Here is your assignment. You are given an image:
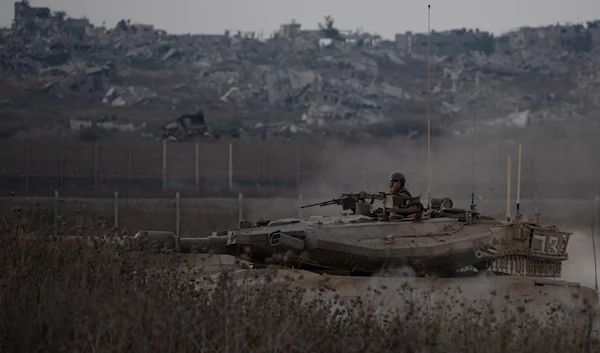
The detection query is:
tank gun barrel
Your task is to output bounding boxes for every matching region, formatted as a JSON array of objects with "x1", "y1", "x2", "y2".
[{"x1": 134, "y1": 231, "x2": 231, "y2": 254}]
